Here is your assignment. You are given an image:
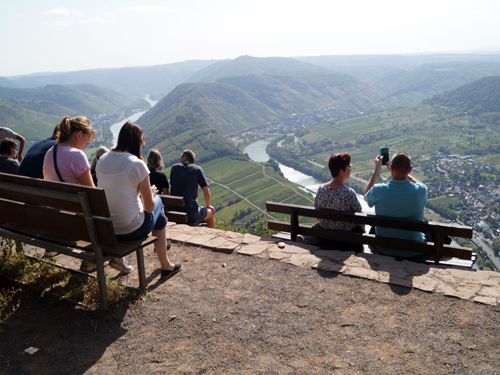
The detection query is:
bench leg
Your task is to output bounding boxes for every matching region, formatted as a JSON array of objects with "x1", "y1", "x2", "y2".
[
  {"x1": 15, "y1": 241, "x2": 23, "y2": 254},
  {"x1": 95, "y1": 259, "x2": 109, "y2": 311},
  {"x1": 136, "y1": 248, "x2": 146, "y2": 292}
]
